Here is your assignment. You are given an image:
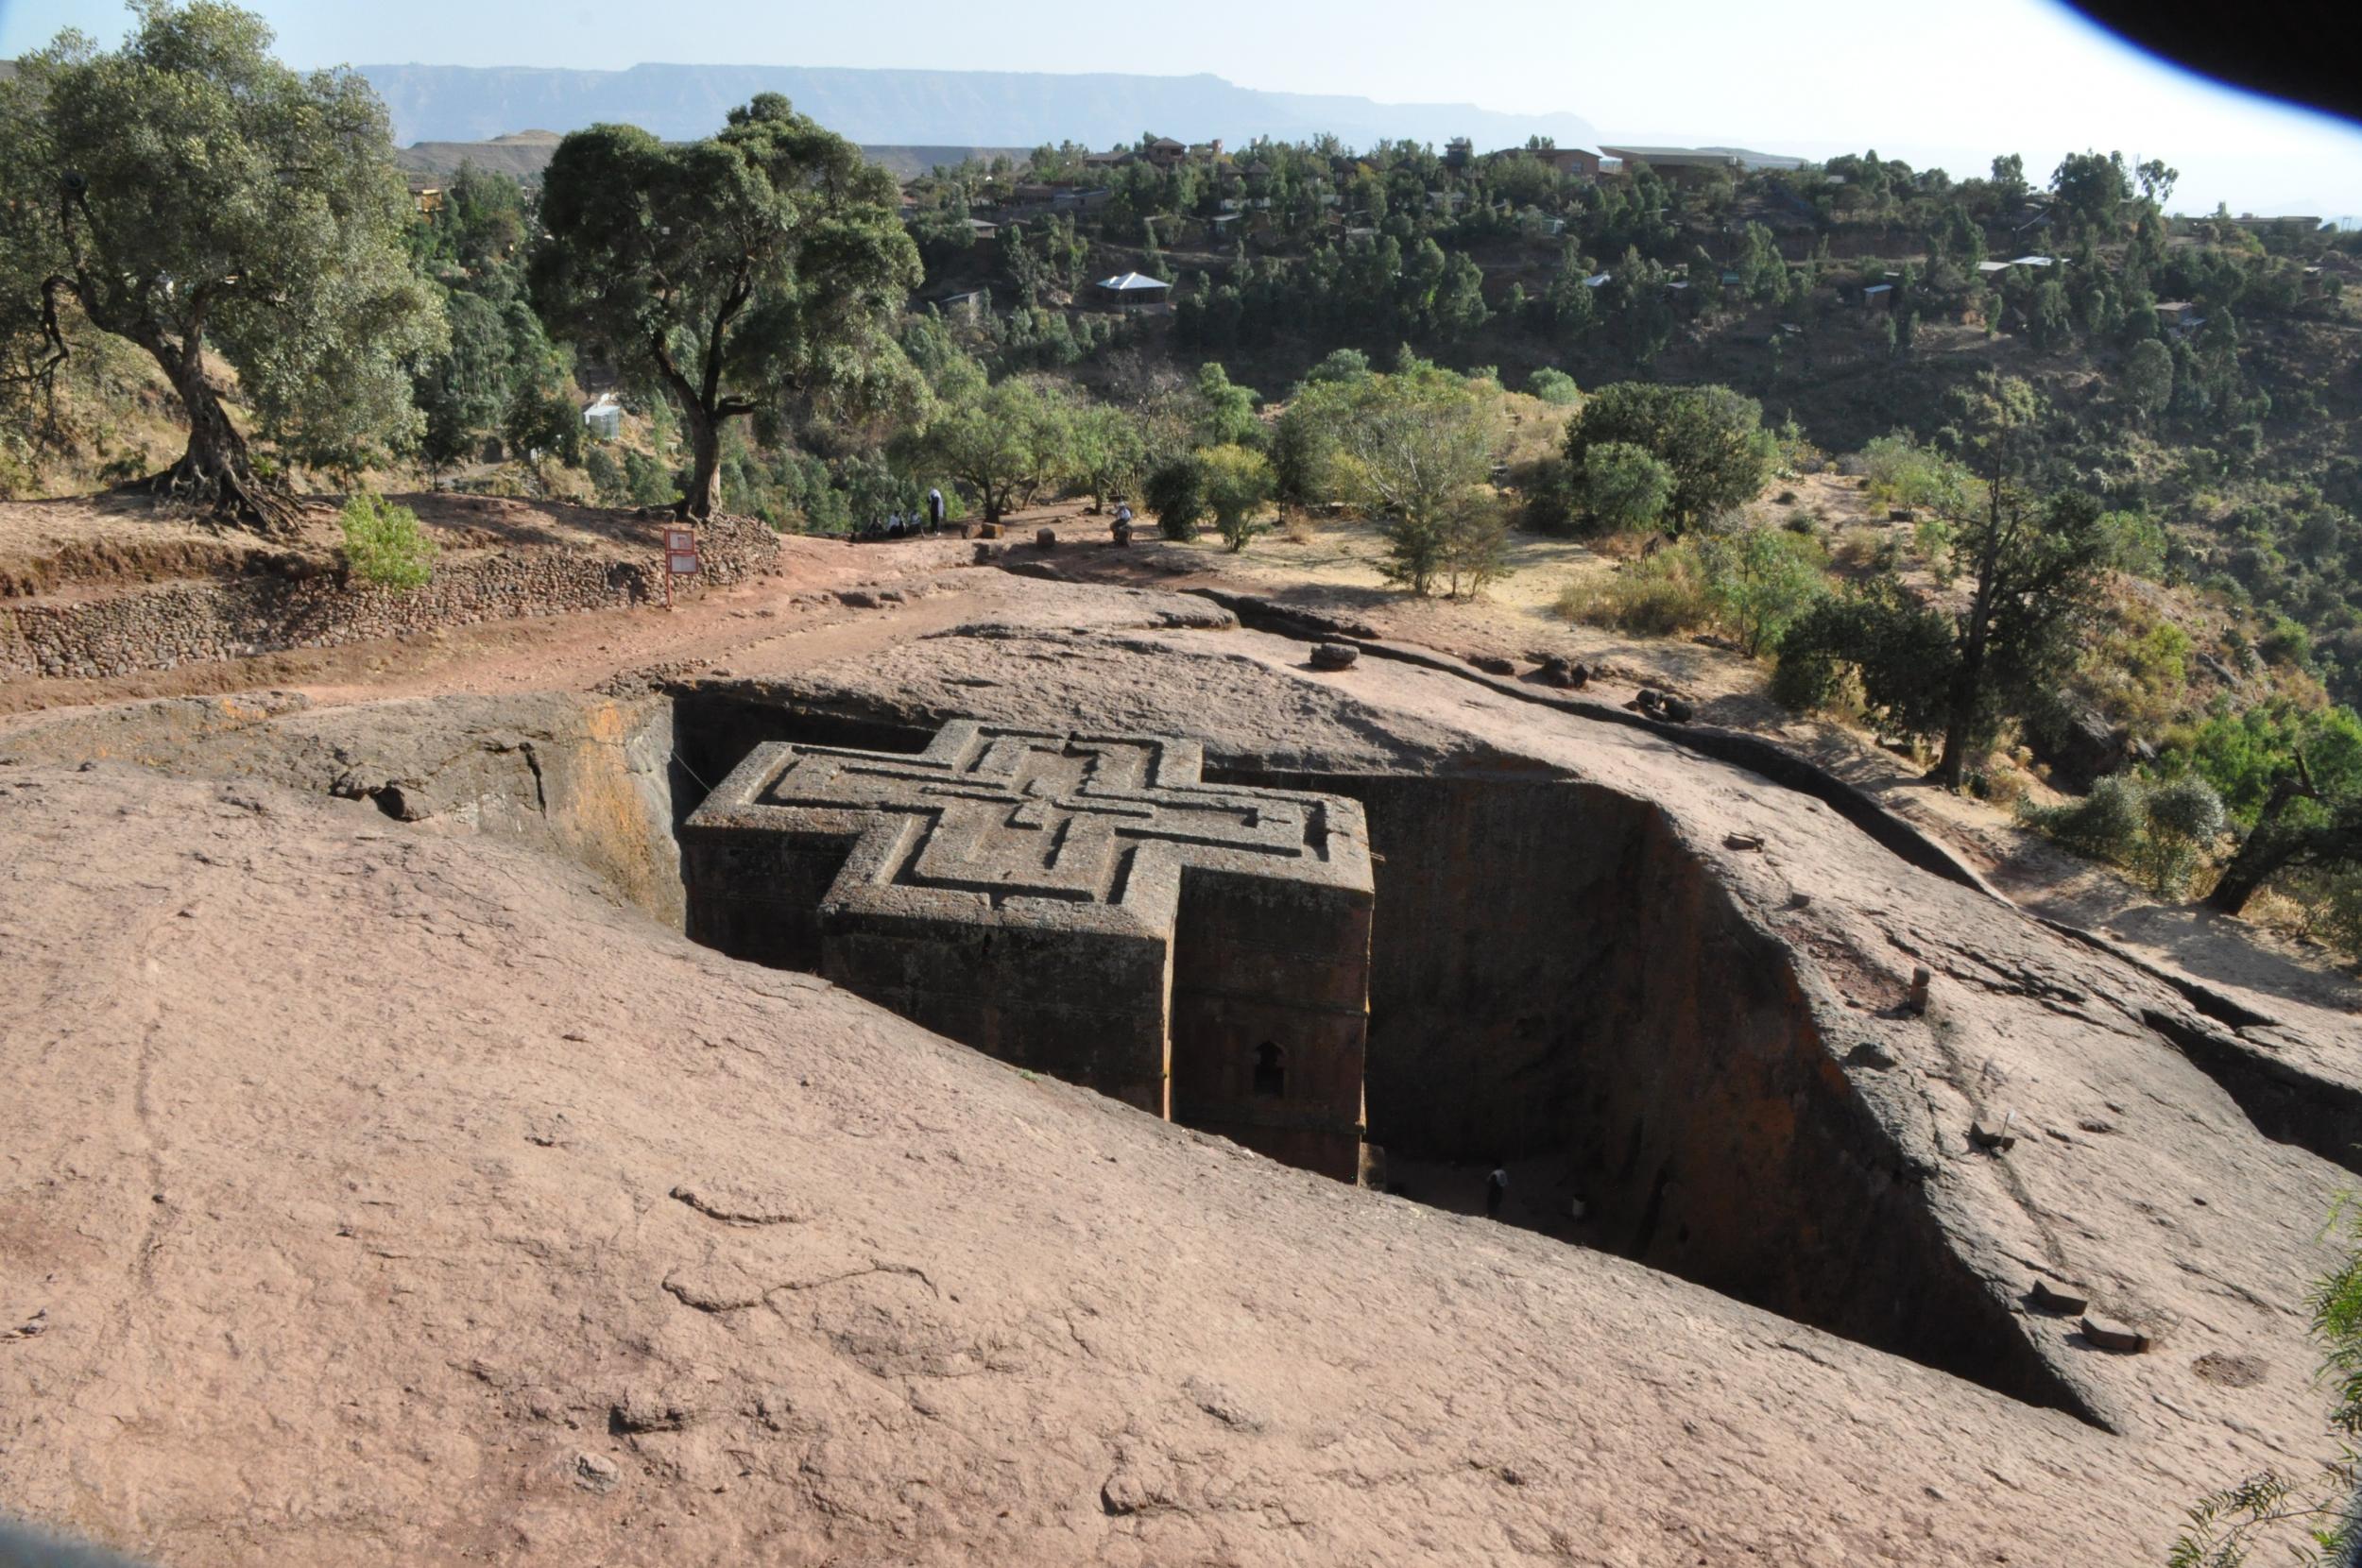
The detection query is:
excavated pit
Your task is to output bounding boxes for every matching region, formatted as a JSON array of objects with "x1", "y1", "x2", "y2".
[{"x1": 661, "y1": 688, "x2": 2087, "y2": 1418}]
